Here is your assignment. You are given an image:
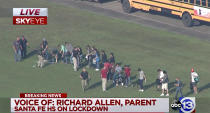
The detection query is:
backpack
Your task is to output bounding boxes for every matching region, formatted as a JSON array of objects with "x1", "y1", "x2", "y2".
[
  {"x1": 192, "y1": 72, "x2": 199, "y2": 83},
  {"x1": 162, "y1": 74, "x2": 169, "y2": 83},
  {"x1": 194, "y1": 76, "x2": 200, "y2": 83}
]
